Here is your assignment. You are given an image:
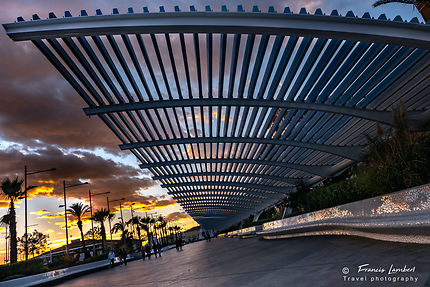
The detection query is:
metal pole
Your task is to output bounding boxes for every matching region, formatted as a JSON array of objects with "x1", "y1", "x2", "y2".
[
  {"x1": 89, "y1": 190, "x2": 95, "y2": 256},
  {"x1": 119, "y1": 202, "x2": 124, "y2": 226},
  {"x1": 107, "y1": 197, "x2": 112, "y2": 249},
  {"x1": 63, "y1": 180, "x2": 69, "y2": 254},
  {"x1": 24, "y1": 165, "x2": 28, "y2": 261},
  {"x1": 130, "y1": 205, "x2": 134, "y2": 239},
  {"x1": 5, "y1": 225, "x2": 8, "y2": 264}
]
